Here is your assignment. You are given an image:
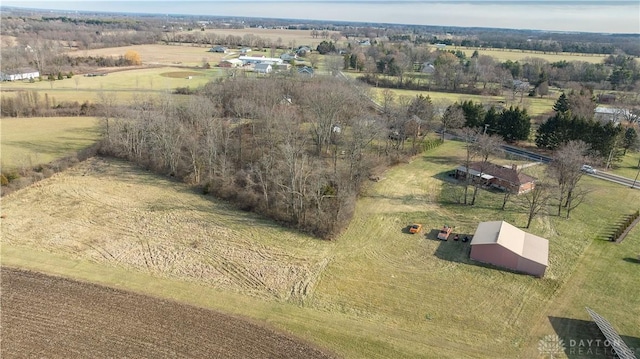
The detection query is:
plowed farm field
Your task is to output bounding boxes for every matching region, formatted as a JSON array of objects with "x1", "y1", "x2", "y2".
[{"x1": 0, "y1": 267, "x2": 333, "y2": 359}]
